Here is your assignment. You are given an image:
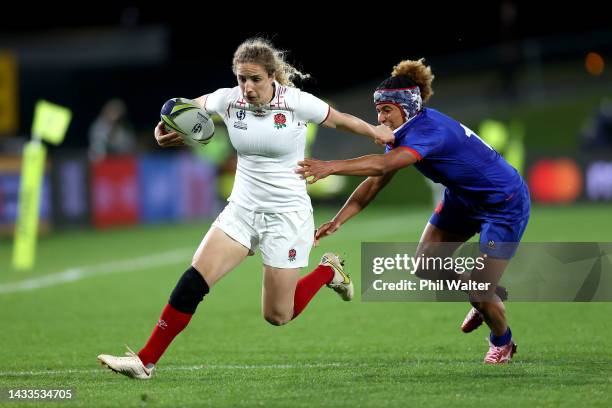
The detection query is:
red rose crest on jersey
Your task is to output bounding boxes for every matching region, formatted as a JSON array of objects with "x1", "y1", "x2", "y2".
[
  {"x1": 288, "y1": 248, "x2": 296, "y2": 262},
  {"x1": 274, "y1": 113, "x2": 287, "y2": 129}
]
